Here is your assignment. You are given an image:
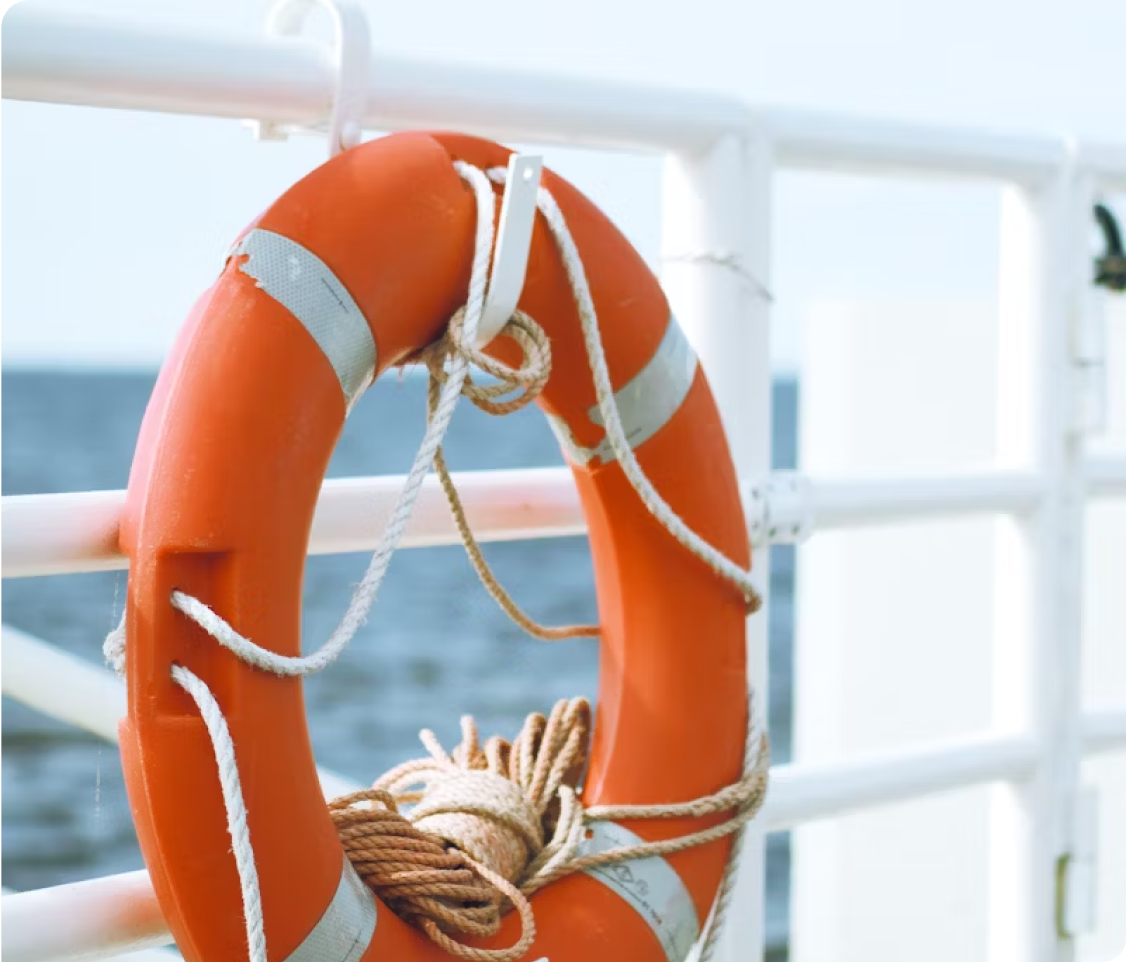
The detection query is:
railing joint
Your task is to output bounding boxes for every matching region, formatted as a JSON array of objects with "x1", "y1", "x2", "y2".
[{"x1": 745, "y1": 471, "x2": 814, "y2": 546}]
